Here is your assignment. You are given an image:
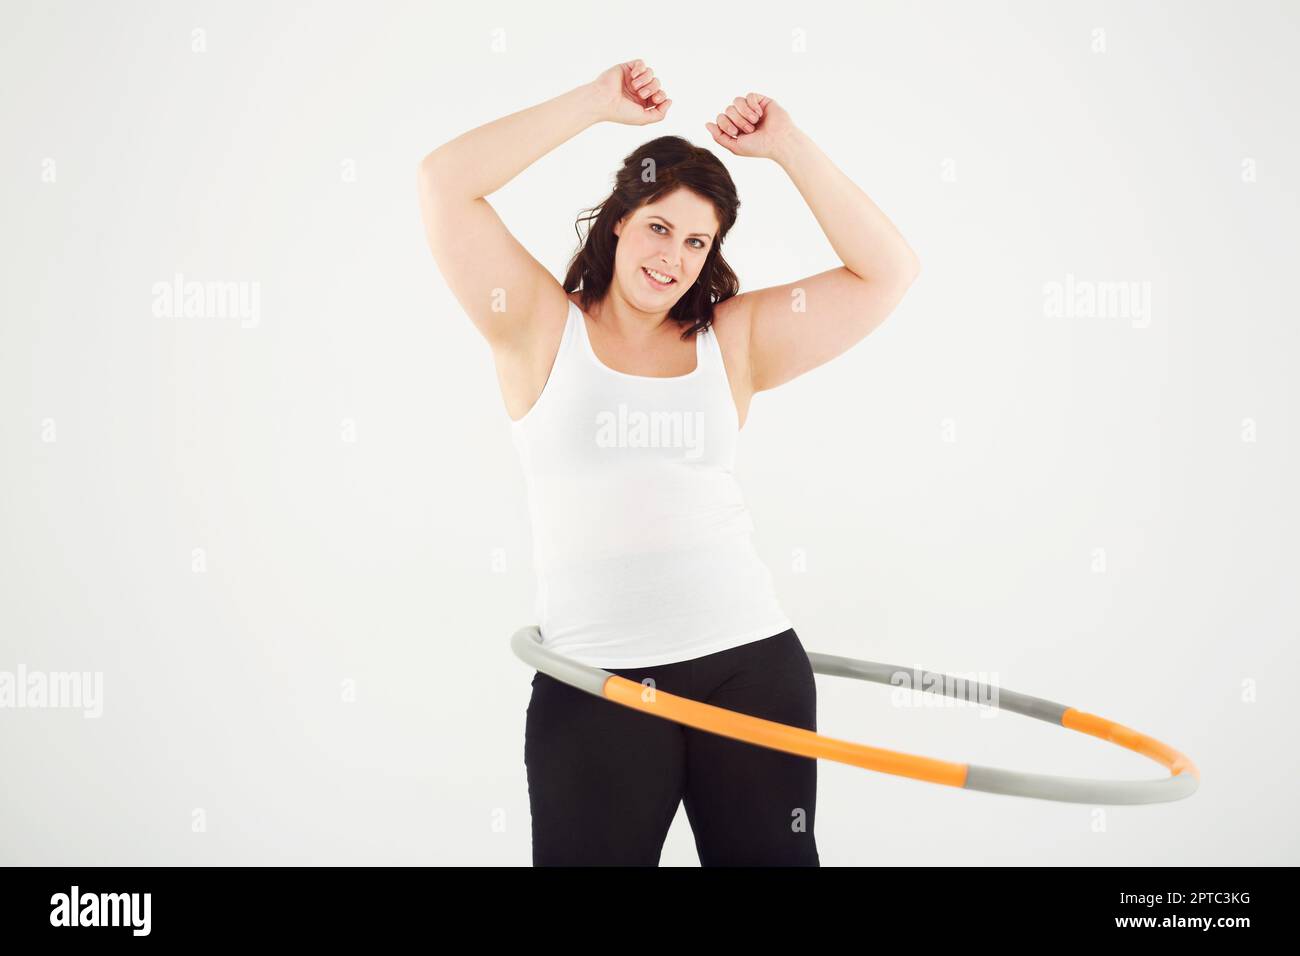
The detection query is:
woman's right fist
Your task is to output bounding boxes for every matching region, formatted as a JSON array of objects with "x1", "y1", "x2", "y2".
[{"x1": 591, "y1": 59, "x2": 671, "y2": 126}]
